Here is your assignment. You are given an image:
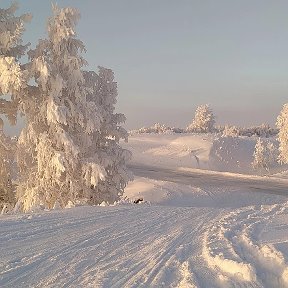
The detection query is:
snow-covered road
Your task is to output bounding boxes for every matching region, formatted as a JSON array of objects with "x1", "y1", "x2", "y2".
[{"x1": 130, "y1": 163, "x2": 288, "y2": 196}]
